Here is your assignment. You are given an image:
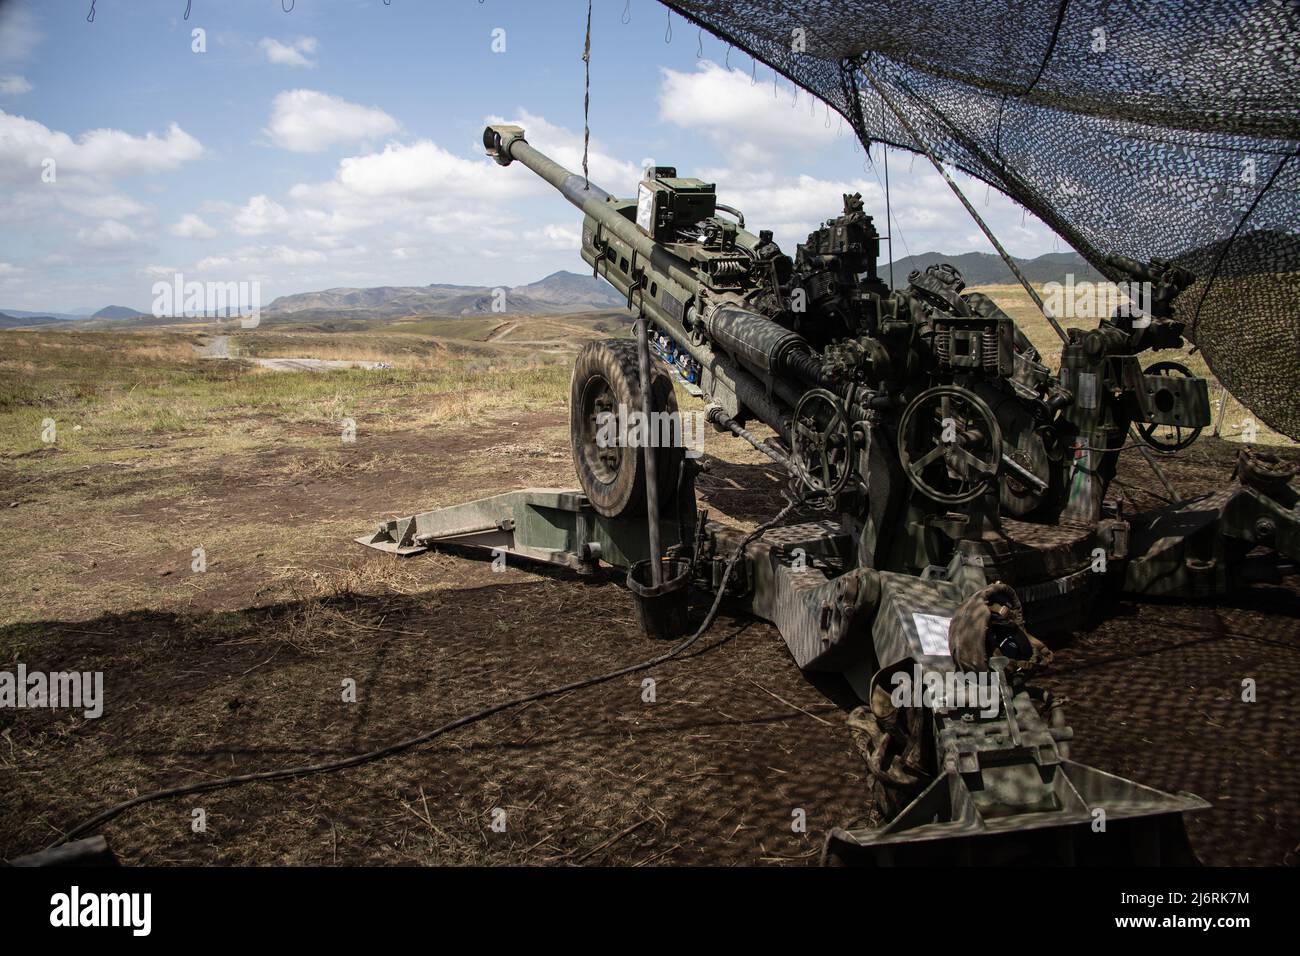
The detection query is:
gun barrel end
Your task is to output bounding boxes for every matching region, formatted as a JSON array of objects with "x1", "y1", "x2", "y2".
[{"x1": 484, "y1": 124, "x2": 526, "y2": 166}]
